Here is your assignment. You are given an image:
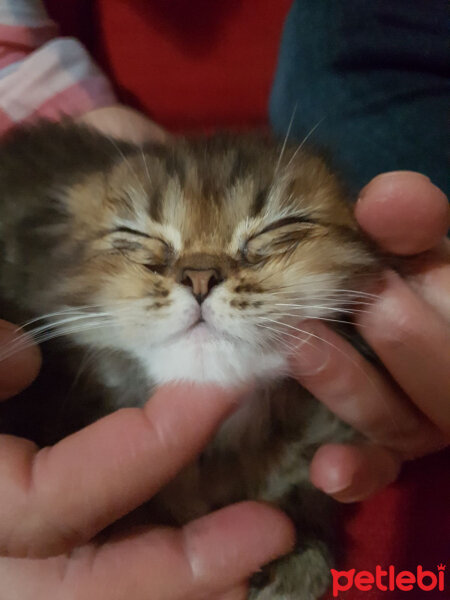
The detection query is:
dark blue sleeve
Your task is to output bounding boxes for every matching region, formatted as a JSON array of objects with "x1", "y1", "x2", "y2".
[{"x1": 270, "y1": 0, "x2": 449, "y2": 195}]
